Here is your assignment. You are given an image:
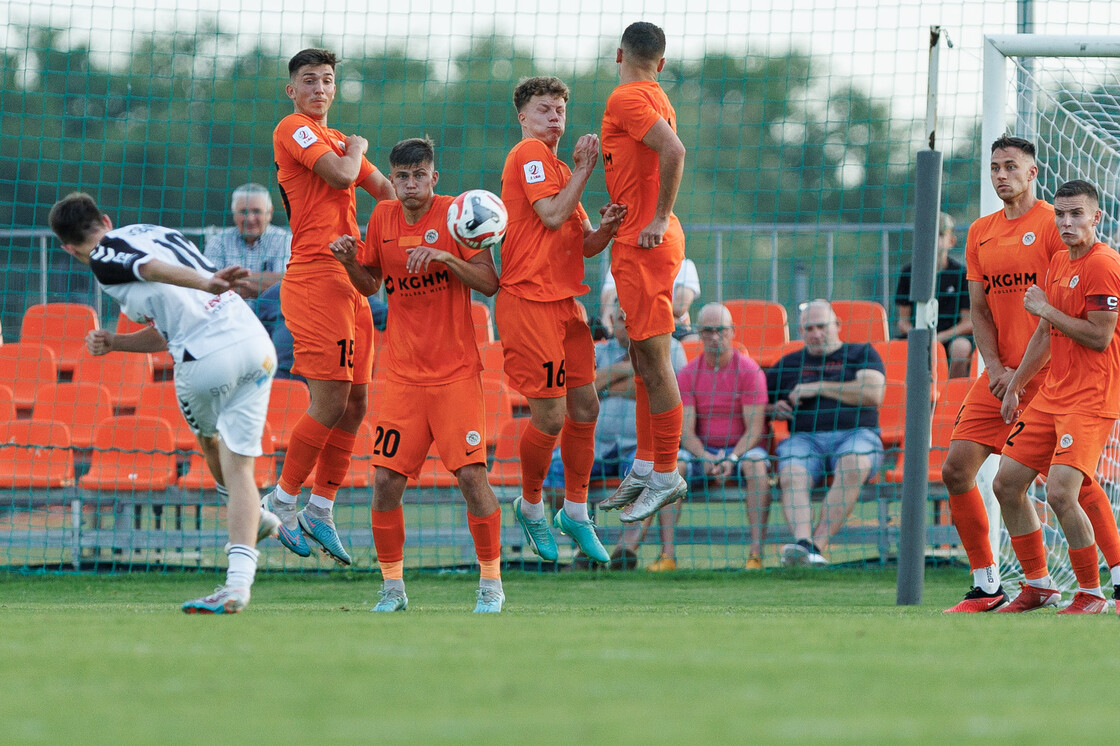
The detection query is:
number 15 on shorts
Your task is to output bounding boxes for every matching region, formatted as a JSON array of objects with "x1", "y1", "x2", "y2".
[{"x1": 337, "y1": 338, "x2": 354, "y2": 369}]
